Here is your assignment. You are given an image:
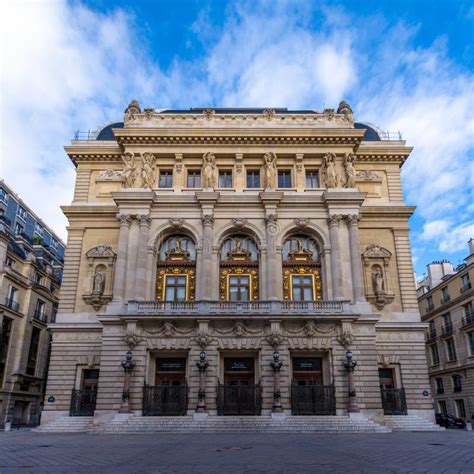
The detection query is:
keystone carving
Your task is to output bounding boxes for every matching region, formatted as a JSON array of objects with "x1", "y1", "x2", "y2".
[{"x1": 337, "y1": 330, "x2": 354, "y2": 349}]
